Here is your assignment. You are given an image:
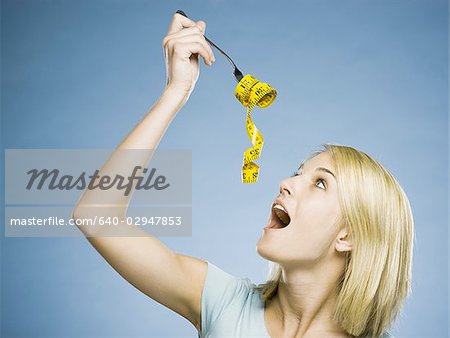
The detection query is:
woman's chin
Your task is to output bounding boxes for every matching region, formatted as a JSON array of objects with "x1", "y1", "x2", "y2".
[{"x1": 256, "y1": 238, "x2": 275, "y2": 261}]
